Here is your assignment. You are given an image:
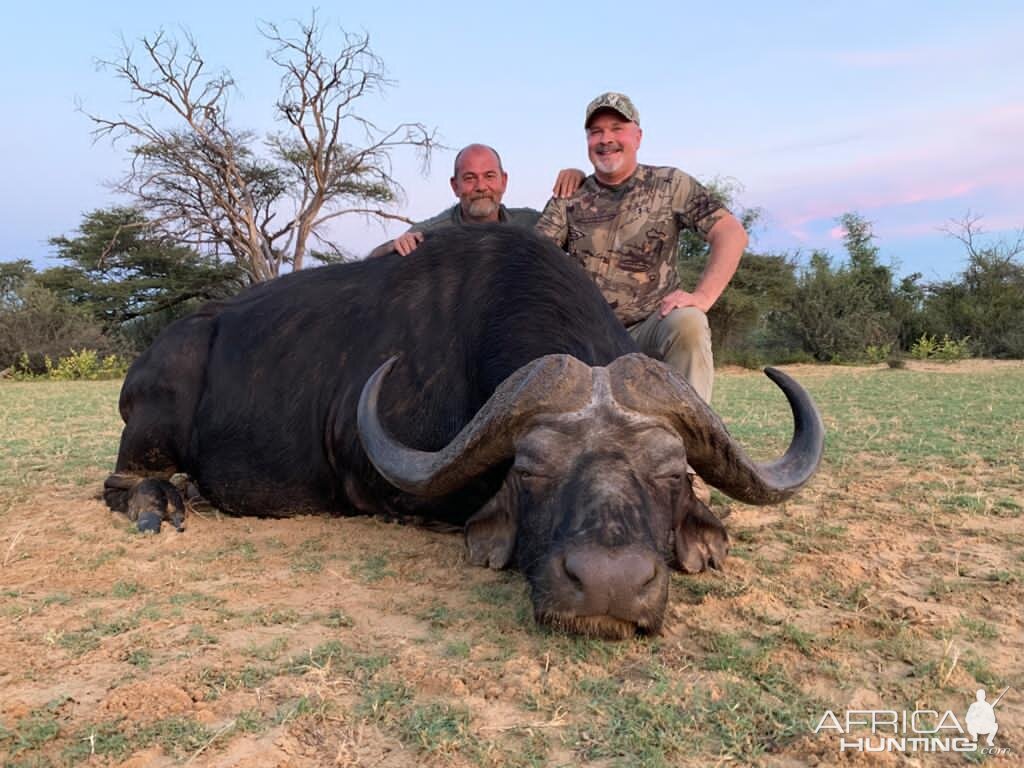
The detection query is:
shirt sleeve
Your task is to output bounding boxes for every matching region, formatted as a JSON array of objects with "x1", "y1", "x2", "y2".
[
  {"x1": 534, "y1": 196, "x2": 570, "y2": 249},
  {"x1": 672, "y1": 172, "x2": 728, "y2": 240},
  {"x1": 365, "y1": 207, "x2": 451, "y2": 258}
]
